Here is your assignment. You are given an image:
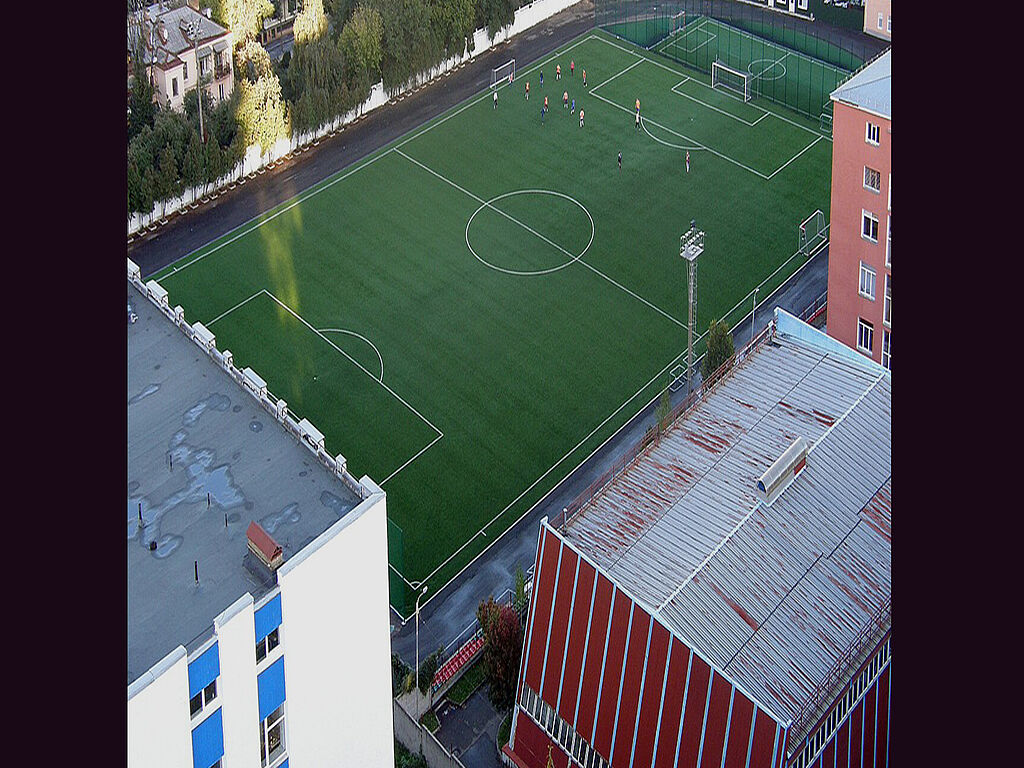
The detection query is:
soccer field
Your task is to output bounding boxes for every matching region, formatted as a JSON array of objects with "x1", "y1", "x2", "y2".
[{"x1": 153, "y1": 28, "x2": 833, "y2": 617}]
